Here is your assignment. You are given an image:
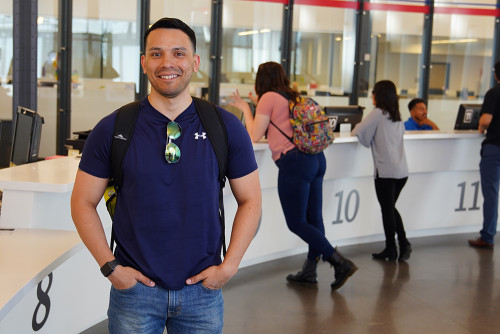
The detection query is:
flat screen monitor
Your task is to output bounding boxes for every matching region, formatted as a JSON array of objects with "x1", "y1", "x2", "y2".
[
  {"x1": 10, "y1": 106, "x2": 44, "y2": 166},
  {"x1": 454, "y1": 104, "x2": 481, "y2": 130},
  {"x1": 324, "y1": 106, "x2": 364, "y2": 132}
]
